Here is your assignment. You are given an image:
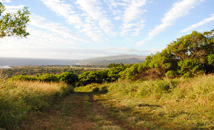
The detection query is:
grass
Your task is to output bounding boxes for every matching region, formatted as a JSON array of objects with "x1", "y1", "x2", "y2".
[
  {"x1": 18, "y1": 92, "x2": 124, "y2": 130},
  {"x1": 77, "y1": 74, "x2": 214, "y2": 129},
  {"x1": 0, "y1": 78, "x2": 73, "y2": 129}
]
